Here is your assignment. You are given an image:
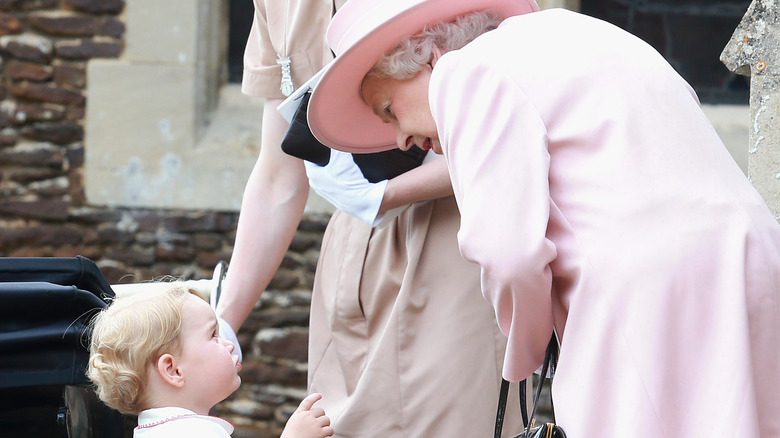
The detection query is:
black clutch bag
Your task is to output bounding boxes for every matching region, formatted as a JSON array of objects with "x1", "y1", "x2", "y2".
[
  {"x1": 494, "y1": 334, "x2": 567, "y2": 438},
  {"x1": 281, "y1": 89, "x2": 428, "y2": 182},
  {"x1": 281, "y1": 90, "x2": 331, "y2": 166},
  {"x1": 351, "y1": 145, "x2": 427, "y2": 183}
]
